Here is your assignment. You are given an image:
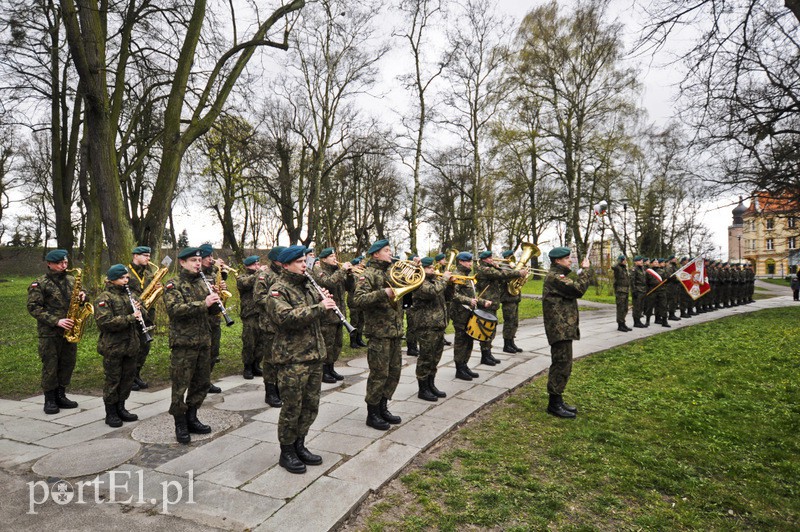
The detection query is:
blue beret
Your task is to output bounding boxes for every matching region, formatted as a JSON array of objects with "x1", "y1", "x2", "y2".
[
  {"x1": 319, "y1": 247, "x2": 334, "y2": 259},
  {"x1": 408, "y1": 253, "x2": 418, "y2": 260},
  {"x1": 45, "y1": 249, "x2": 68, "y2": 262},
  {"x1": 106, "y1": 264, "x2": 128, "y2": 281},
  {"x1": 368, "y1": 239, "x2": 390, "y2": 255},
  {"x1": 199, "y1": 244, "x2": 213, "y2": 258},
  {"x1": 618, "y1": 254, "x2": 625, "y2": 261},
  {"x1": 277, "y1": 245, "x2": 308, "y2": 264},
  {"x1": 420, "y1": 257, "x2": 434, "y2": 267},
  {"x1": 548, "y1": 247, "x2": 571, "y2": 259},
  {"x1": 502, "y1": 250, "x2": 514, "y2": 259},
  {"x1": 351, "y1": 257, "x2": 362, "y2": 265},
  {"x1": 132, "y1": 246, "x2": 151, "y2": 255},
  {"x1": 435, "y1": 253, "x2": 446, "y2": 261},
  {"x1": 478, "y1": 251, "x2": 492, "y2": 260},
  {"x1": 456, "y1": 251, "x2": 472, "y2": 261},
  {"x1": 268, "y1": 246, "x2": 287, "y2": 262},
  {"x1": 178, "y1": 247, "x2": 201, "y2": 259},
  {"x1": 243, "y1": 255, "x2": 260, "y2": 266}
]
